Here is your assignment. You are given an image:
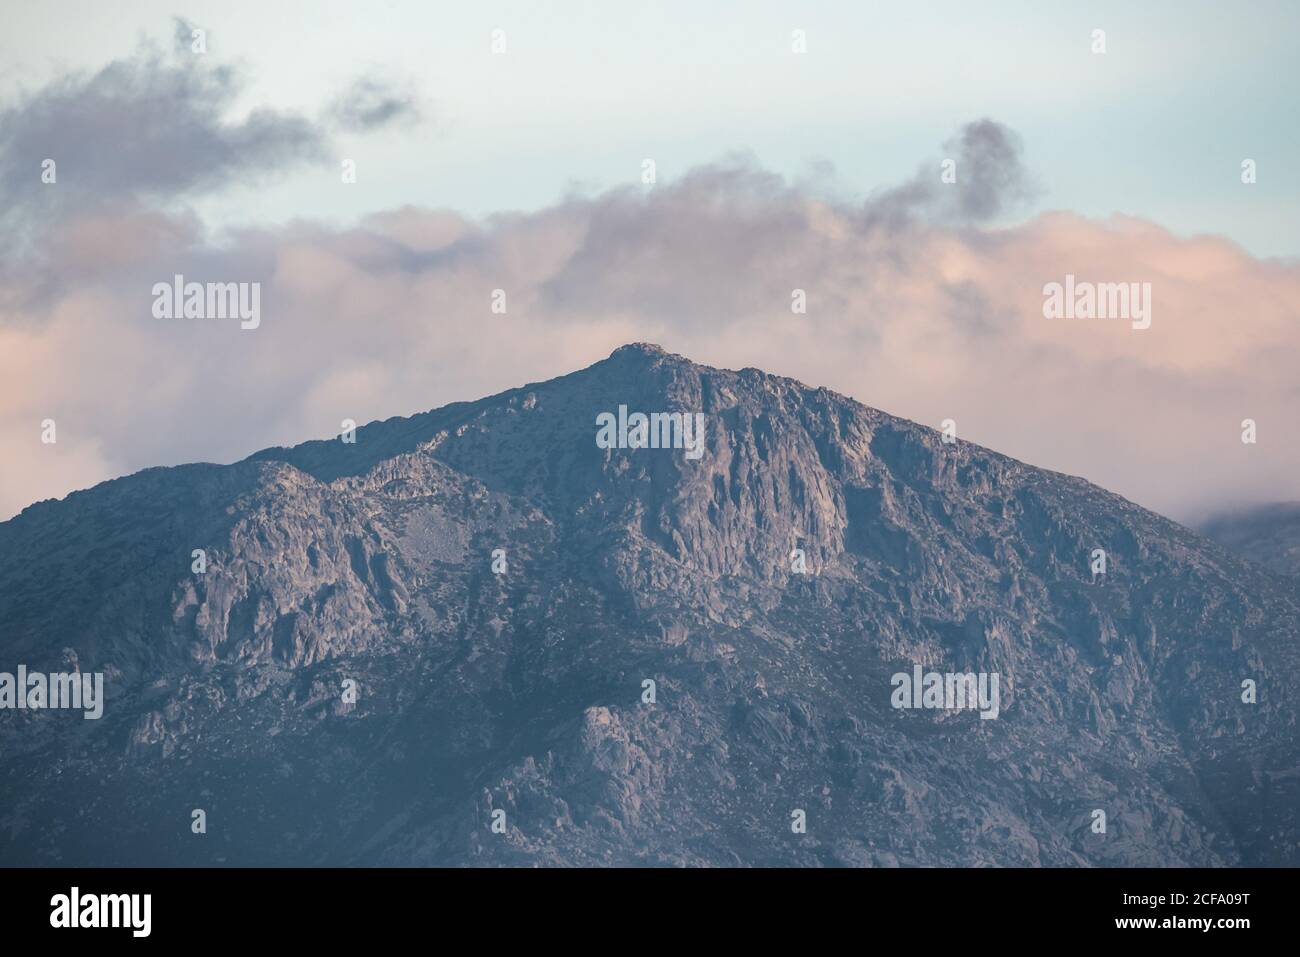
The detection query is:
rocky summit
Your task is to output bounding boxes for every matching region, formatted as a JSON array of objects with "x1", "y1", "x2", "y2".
[{"x1": 1, "y1": 344, "x2": 1297, "y2": 867}]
